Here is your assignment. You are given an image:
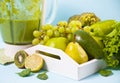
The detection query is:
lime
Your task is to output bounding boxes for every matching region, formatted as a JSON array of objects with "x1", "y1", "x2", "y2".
[{"x1": 25, "y1": 53, "x2": 44, "y2": 72}]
